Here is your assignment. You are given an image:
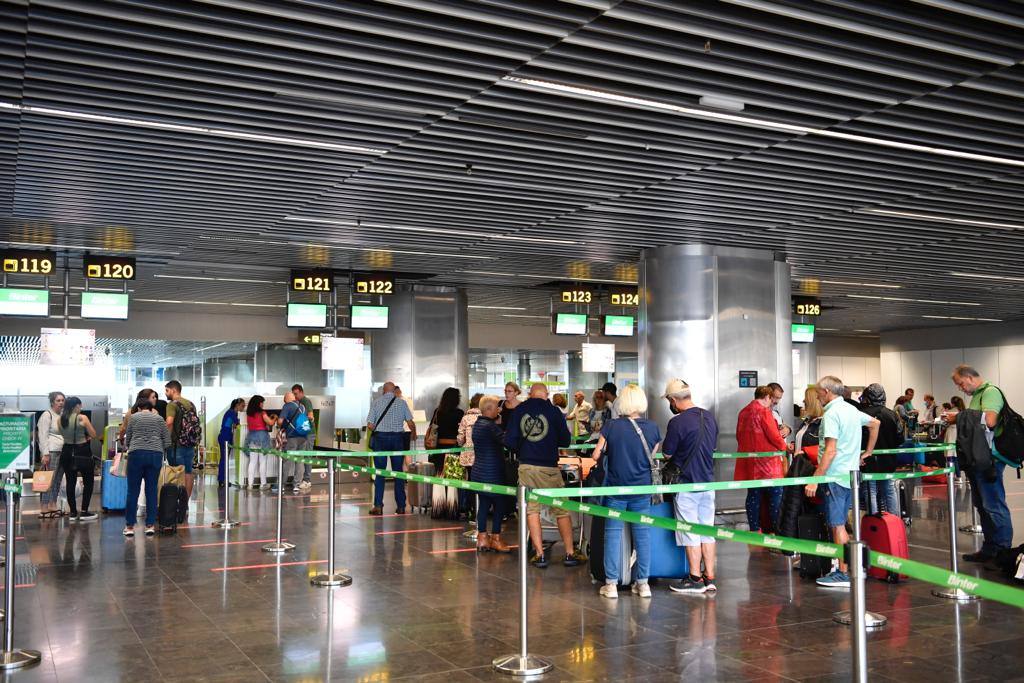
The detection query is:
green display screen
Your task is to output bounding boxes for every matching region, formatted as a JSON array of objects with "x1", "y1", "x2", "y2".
[
  {"x1": 553, "y1": 312, "x2": 587, "y2": 335},
  {"x1": 792, "y1": 323, "x2": 815, "y2": 343},
  {"x1": 603, "y1": 315, "x2": 634, "y2": 337},
  {"x1": 0, "y1": 288, "x2": 49, "y2": 317},
  {"x1": 287, "y1": 303, "x2": 327, "y2": 328},
  {"x1": 351, "y1": 305, "x2": 389, "y2": 329},
  {"x1": 81, "y1": 292, "x2": 129, "y2": 320}
]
